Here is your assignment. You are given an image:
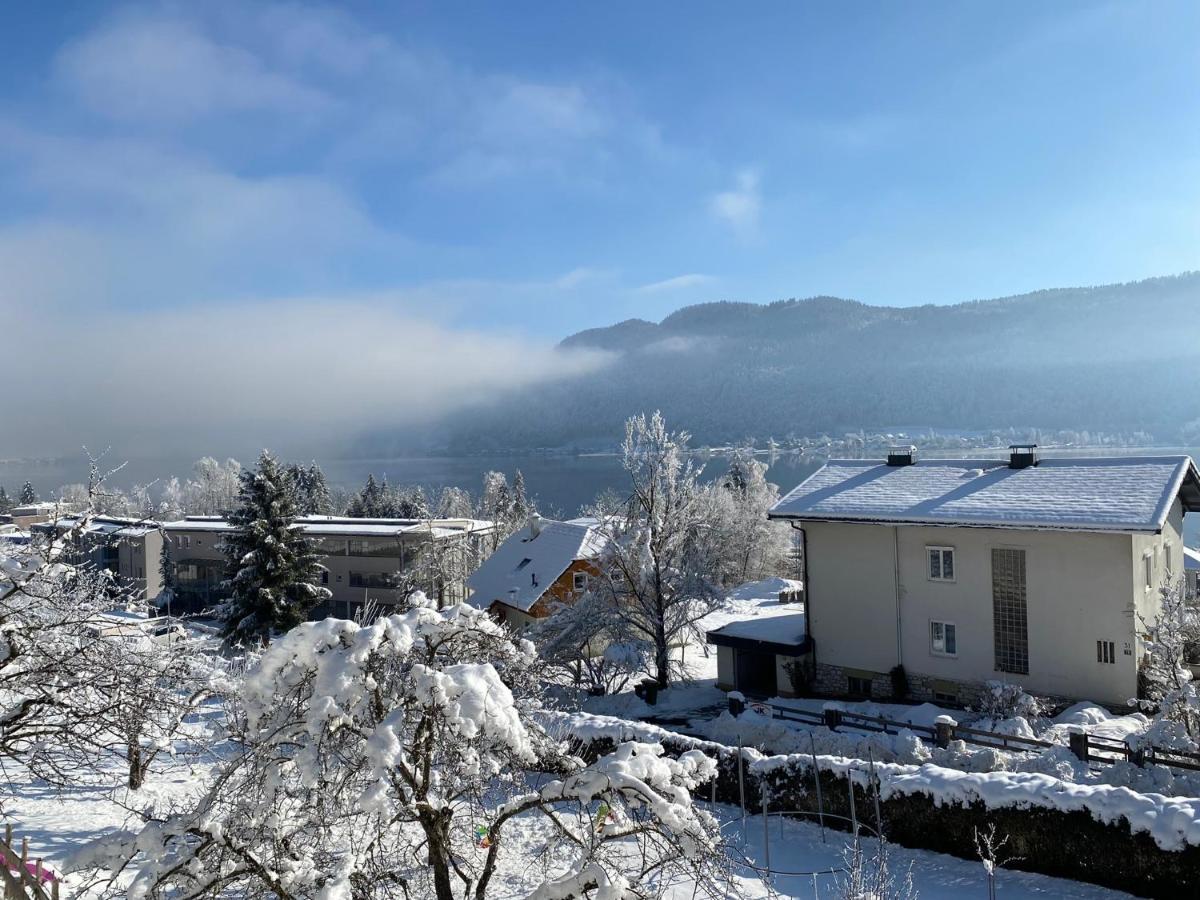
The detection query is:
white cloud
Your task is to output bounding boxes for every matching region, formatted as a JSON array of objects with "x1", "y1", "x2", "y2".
[
  {"x1": 53, "y1": 15, "x2": 330, "y2": 122},
  {"x1": 634, "y1": 273, "x2": 715, "y2": 294},
  {"x1": 710, "y1": 168, "x2": 762, "y2": 237}
]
